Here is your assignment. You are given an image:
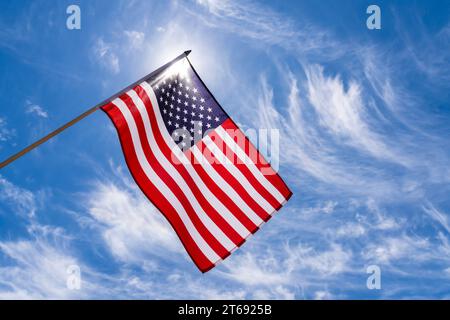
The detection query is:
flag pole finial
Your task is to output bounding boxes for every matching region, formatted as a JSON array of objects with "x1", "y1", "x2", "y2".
[{"x1": 184, "y1": 50, "x2": 192, "y2": 56}]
